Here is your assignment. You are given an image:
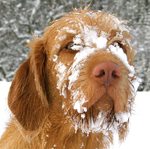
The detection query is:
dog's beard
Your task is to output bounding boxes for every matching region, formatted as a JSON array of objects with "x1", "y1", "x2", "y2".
[
  {"x1": 66, "y1": 82, "x2": 134, "y2": 138},
  {"x1": 71, "y1": 108, "x2": 130, "y2": 137}
]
